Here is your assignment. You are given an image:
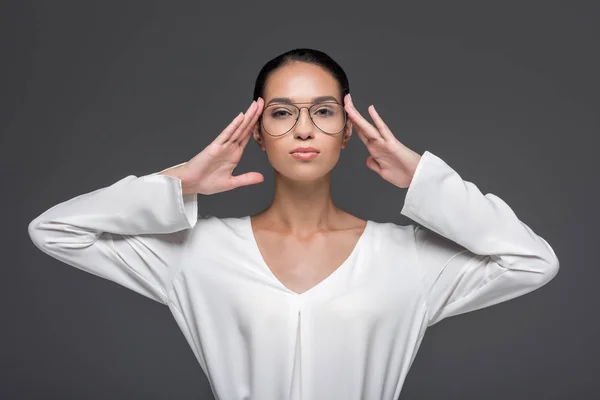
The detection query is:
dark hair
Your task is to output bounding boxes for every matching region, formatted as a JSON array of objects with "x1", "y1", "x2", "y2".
[{"x1": 252, "y1": 48, "x2": 350, "y2": 103}]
